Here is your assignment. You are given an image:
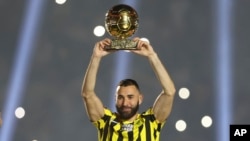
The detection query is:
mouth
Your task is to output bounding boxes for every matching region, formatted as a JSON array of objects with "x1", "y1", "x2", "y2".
[{"x1": 121, "y1": 107, "x2": 131, "y2": 112}]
